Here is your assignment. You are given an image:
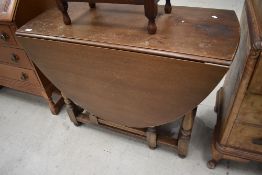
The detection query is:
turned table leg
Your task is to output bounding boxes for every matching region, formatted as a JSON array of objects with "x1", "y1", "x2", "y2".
[
  {"x1": 165, "y1": 0, "x2": 172, "y2": 14},
  {"x1": 177, "y1": 108, "x2": 197, "y2": 158},
  {"x1": 144, "y1": 0, "x2": 158, "y2": 34},
  {"x1": 56, "y1": 0, "x2": 71, "y2": 25},
  {"x1": 146, "y1": 127, "x2": 157, "y2": 149},
  {"x1": 61, "y1": 93, "x2": 83, "y2": 126}
]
